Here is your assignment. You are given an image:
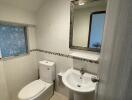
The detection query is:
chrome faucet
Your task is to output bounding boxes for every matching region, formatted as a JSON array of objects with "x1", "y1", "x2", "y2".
[{"x1": 80, "y1": 68, "x2": 86, "y2": 75}]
